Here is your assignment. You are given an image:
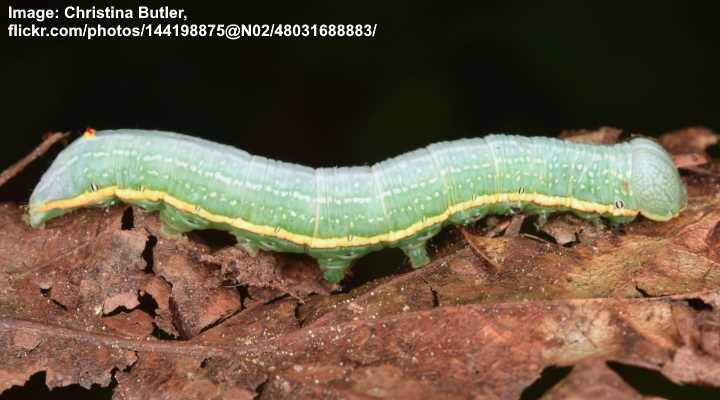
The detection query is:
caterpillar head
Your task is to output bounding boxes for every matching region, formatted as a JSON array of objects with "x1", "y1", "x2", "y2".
[{"x1": 630, "y1": 138, "x2": 687, "y2": 221}]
